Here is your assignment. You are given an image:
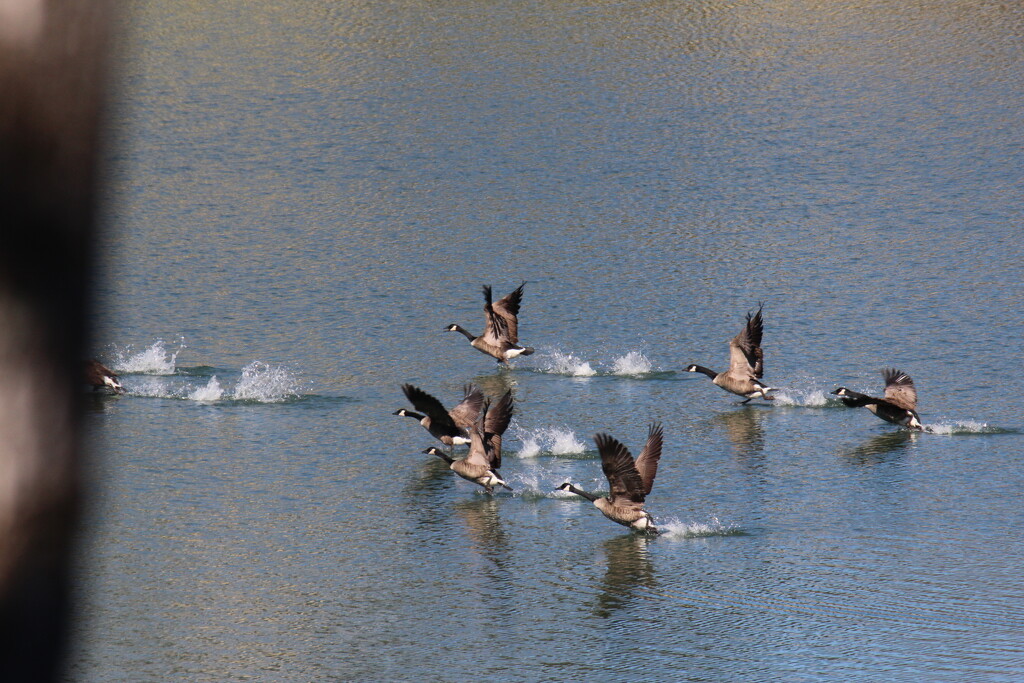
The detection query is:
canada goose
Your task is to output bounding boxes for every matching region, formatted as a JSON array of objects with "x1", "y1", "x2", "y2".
[
  {"x1": 84, "y1": 359, "x2": 124, "y2": 394},
  {"x1": 831, "y1": 368, "x2": 923, "y2": 430},
  {"x1": 558, "y1": 423, "x2": 663, "y2": 533},
  {"x1": 394, "y1": 383, "x2": 484, "y2": 450},
  {"x1": 446, "y1": 283, "x2": 535, "y2": 363},
  {"x1": 686, "y1": 304, "x2": 774, "y2": 403},
  {"x1": 423, "y1": 390, "x2": 514, "y2": 493}
]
